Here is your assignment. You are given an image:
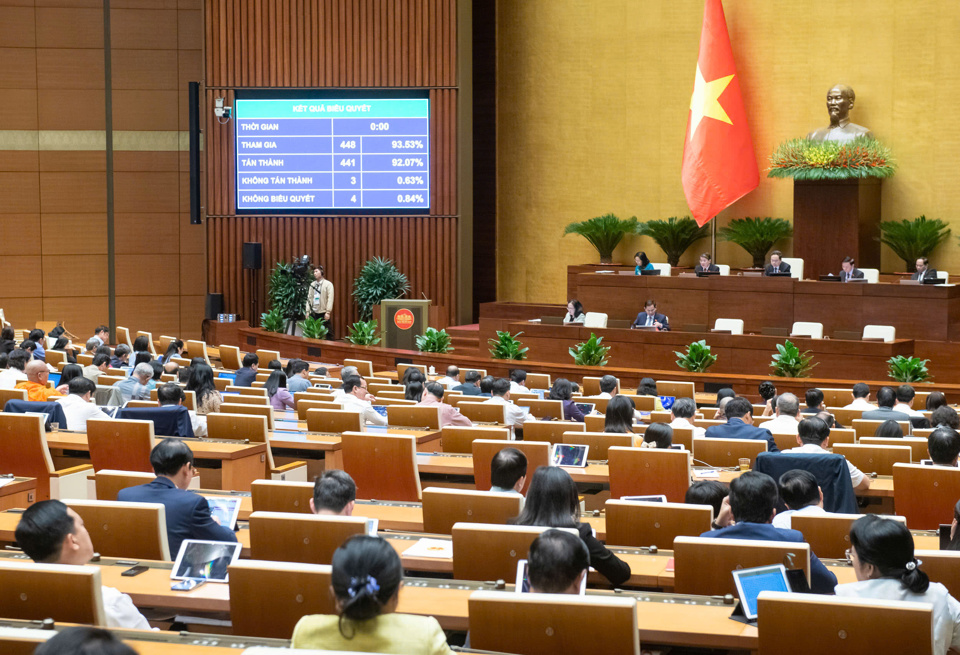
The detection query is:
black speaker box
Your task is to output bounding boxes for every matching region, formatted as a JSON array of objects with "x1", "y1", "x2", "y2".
[
  {"x1": 188, "y1": 81, "x2": 202, "y2": 225},
  {"x1": 242, "y1": 242, "x2": 262, "y2": 270},
  {"x1": 206, "y1": 293, "x2": 224, "y2": 319}
]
